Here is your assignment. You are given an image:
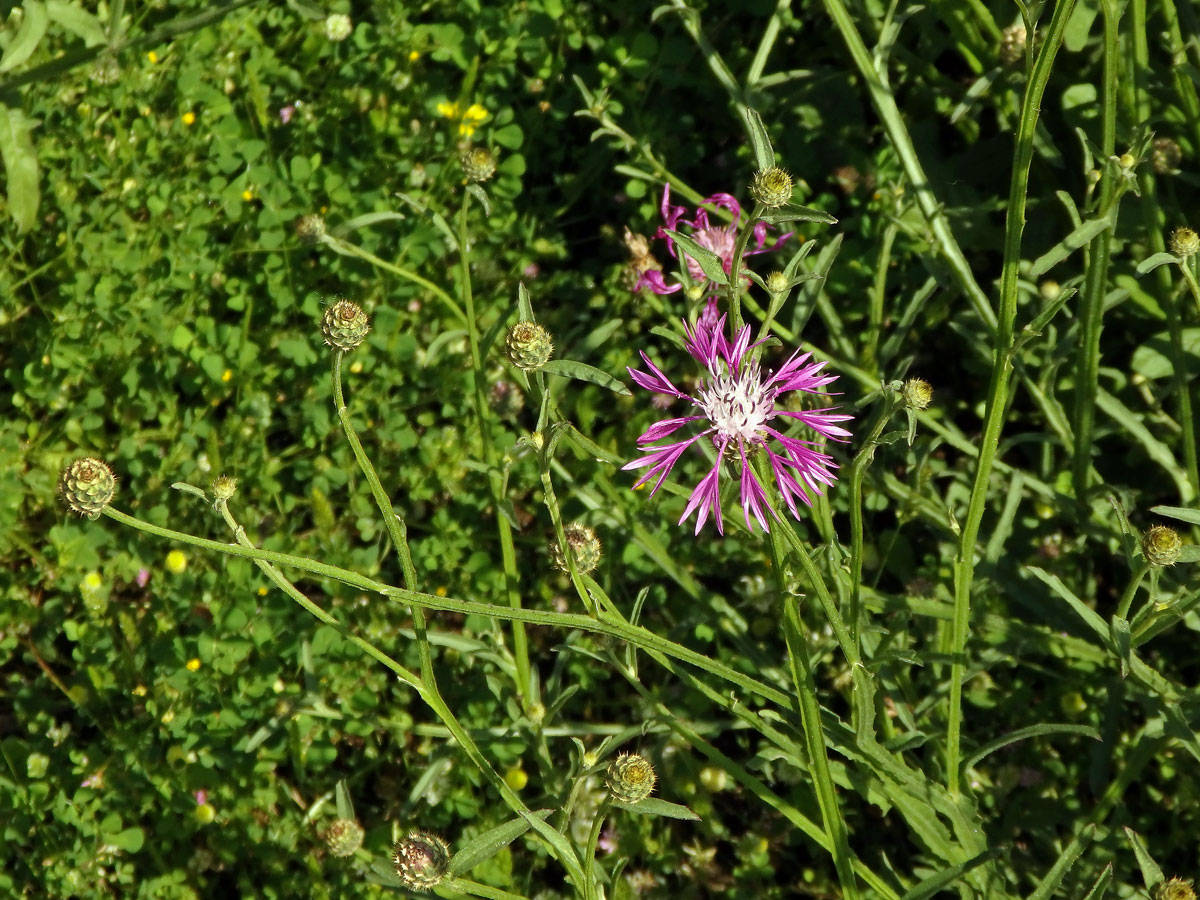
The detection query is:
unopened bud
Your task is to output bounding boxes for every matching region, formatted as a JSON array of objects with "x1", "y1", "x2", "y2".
[
  {"x1": 322, "y1": 299, "x2": 371, "y2": 351},
  {"x1": 60, "y1": 458, "x2": 117, "y2": 520},
  {"x1": 749, "y1": 167, "x2": 793, "y2": 209},
  {"x1": 1156, "y1": 878, "x2": 1197, "y2": 900},
  {"x1": 211, "y1": 475, "x2": 238, "y2": 502},
  {"x1": 765, "y1": 270, "x2": 788, "y2": 294},
  {"x1": 505, "y1": 321, "x2": 553, "y2": 371},
  {"x1": 901, "y1": 378, "x2": 933, "y2": 410},
  {"x1": 1151, "y1": 137, "x2": 1182, "y2": 175},
  {"x1": 998, "y1": 24, "x2": 1027, "y2": 66},
  {"x1": 550, "y1": 522, "x2": 602, "y2": 575},
  {"x1": 460, "y1": 146, "x2": 497, "y2": 183},
  {"x1": 606, "y1": 752, "x2": 657, "y2": 803},
  {"x1": 1143, "y1": 525, "x2": 1183, "y2": 567},
  {"x1": 393, "y1": 830, "x2": 450, "y2": 891},
  {"x1": 325, "y1": 818, "x2": 364, "y2": 857},
  {"x1": 1170, "y1": 226, "x2": 1200, "y2": 259}
]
